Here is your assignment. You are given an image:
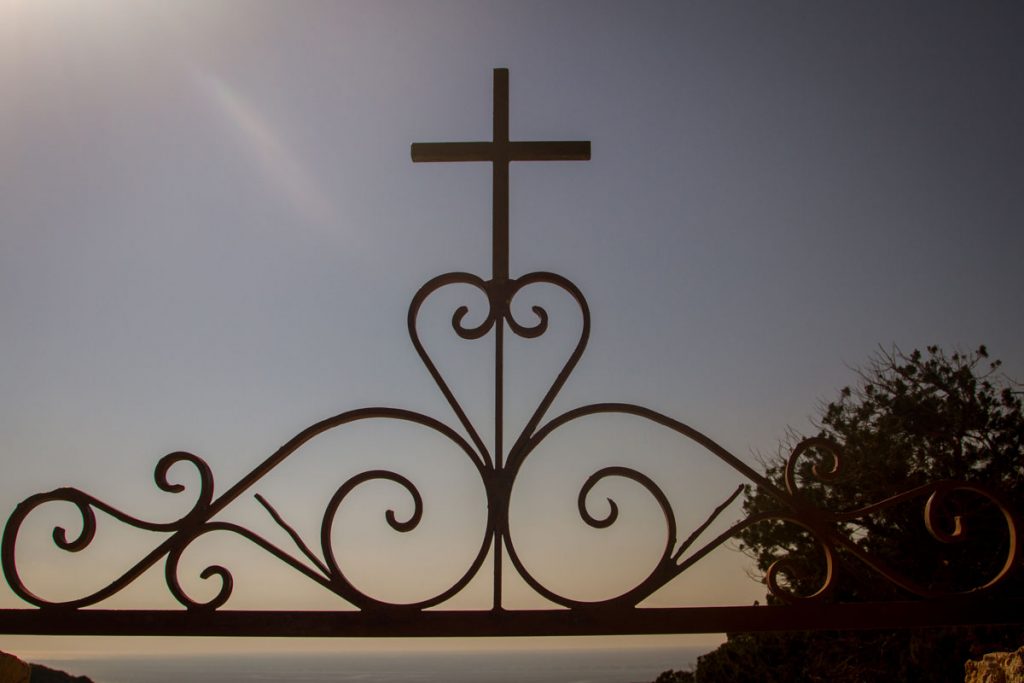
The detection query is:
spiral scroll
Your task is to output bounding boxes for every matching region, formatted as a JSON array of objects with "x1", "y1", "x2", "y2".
[
  {"x1": 3, "y1": 452, "x2": 213, "y2": 608},
  {"x1": 736, "y1": 438, "x2": 1022, "y2": 603}
]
